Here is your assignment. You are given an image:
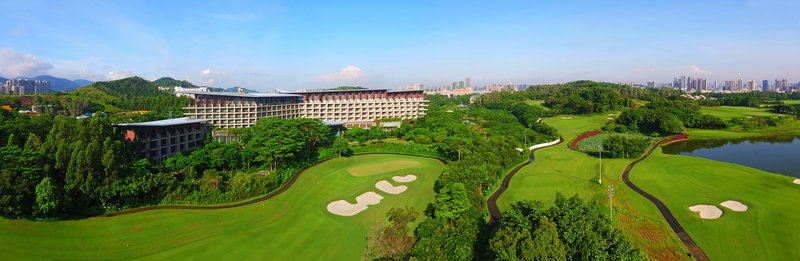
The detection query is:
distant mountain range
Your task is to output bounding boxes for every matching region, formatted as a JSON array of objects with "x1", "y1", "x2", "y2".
[{"x1": 1, "y1": 75, "x2": 93, "y2": 91}]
